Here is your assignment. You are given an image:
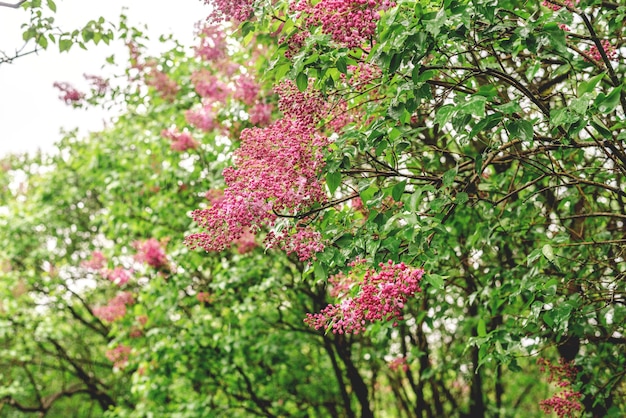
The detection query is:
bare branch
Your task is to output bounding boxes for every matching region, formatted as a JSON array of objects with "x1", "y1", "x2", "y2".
[{"x1": 0, "y1": 1, "x2": 26, "y2": 8}]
